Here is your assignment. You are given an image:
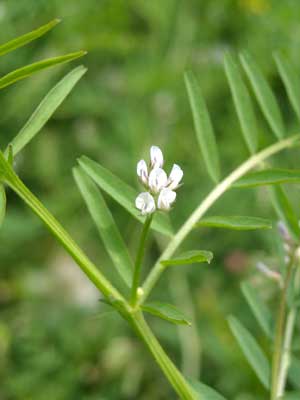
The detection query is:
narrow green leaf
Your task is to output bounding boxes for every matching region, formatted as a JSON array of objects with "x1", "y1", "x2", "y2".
[
  {"x1": 0, "y1": 19, "x2": 60, "y2": 57},
  {"x1": 184, "y1": 70, "x2": 220, "y2": 183},
  {"x1": 234, "y1": 168, "x2": 300, "y2": 188},
  {"x1": 196, "y1": 215, "x2": 272, "y2": 230},
  {"x1": 270, "y1": 185, "x2": 300, "y2": 239},
  {"x1": 161, "y1": 250, "x2": 213, "y2": 266},
  {"x1": 0, "y1": 185, "x2": 6, "y2": 228},
  {"x1": 279, "y1": 393, "x2": 300, "y2": 400},
  {"x1": 78, "y1": 156, "x2": 173, "y2": 237},
  {"x1": 224, "y1": 53, "x2": 258, "y2": 153},
  {"x1": 142, "y1": 302, "x2": 191, "y2": 326},
  {"x1": 0, "y1": 51, "x2": 86, "y2": 90},
  {"x1": 189, "y1": 380, "x2": 228, "y2": 400},
  {"x1": 6, "y1": 66, "x2": 86, "y2": 156},
  {"x1": 274, "y1": 53, "x2": 300, "y2": 121},
  {"x1": 73, "y1": 166, "x2": 133, "y2": 287},
  {"x1": 228, "y1": 316, "x2": 270, "y2": 388},
  {"x1": 241, "y1": 282, "x2": 273, "y2": 337},
  {"x1": 240, "y1": 51, "x2": 285, "y2": 139}
]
